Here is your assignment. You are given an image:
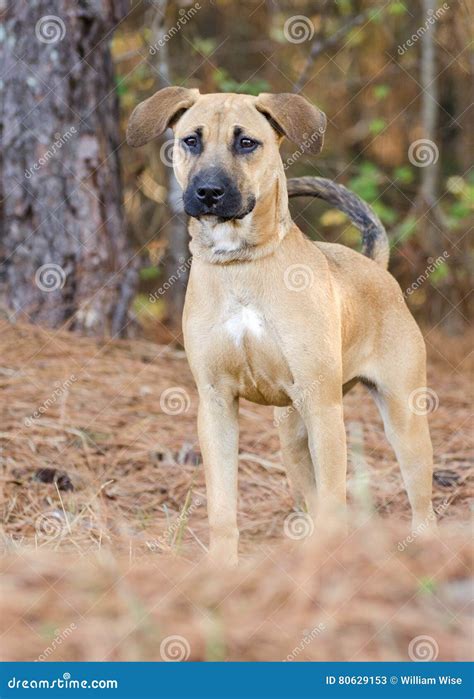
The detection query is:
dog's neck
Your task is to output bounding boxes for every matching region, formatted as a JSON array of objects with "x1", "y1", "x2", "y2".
[{"x1": 188, "y1": 172, "x2": 292, "y2": 264}]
